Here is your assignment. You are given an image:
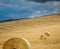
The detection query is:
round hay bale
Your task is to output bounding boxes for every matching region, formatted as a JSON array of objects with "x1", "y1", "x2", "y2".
[
  {"x1": 40, "y1": 32, "x2": 50, "y2": 40},
  {"x1": 3, "y1": 38, "x2": 30, "y2": 49}
]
